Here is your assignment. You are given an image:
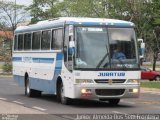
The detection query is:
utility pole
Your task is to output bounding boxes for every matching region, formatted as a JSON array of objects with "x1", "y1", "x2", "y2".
[{"x1": 14, "y1": 0, "x2": 16, "y2": 30}]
